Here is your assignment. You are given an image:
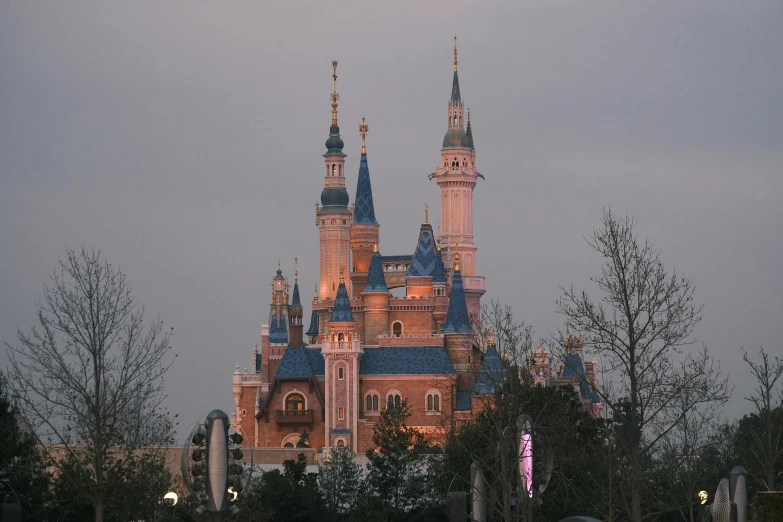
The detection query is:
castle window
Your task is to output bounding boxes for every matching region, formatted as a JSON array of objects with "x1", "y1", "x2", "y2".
[
  {"x1": 392, "y1": 322, "x2": 402, "y2": 337},
  {"x1": 338, "y1": 367, "x2": 344, "y2": 380},
  {"x1": 387, "y1": 390, "x2": 402, "y2": 408},
  {"x1": 338, "y1": 333, "x2": 345, "y2": 343},
  {"x1": 365, "y1": 392, "x2": 379, "y2": 412},
  {"x1": 285, "y1": 393, "x2": 305, "y2": 411},
  {"x1": 338, "y1": 407, "x2": 345, "y2": 420},
  {"x1": 336, "y1": 439, "x2": 345, "y2": 447},
  {"x1": 426, "y1": 393, "x2": 441, "y2": 411}
]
